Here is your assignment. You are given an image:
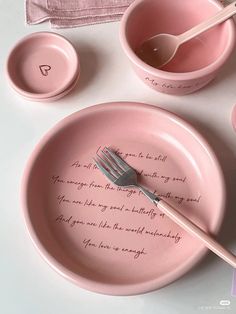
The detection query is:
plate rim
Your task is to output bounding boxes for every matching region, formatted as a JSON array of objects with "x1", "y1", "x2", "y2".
[{"x1": 21, "y1": 101, "x2": 226, "y2": 295}]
